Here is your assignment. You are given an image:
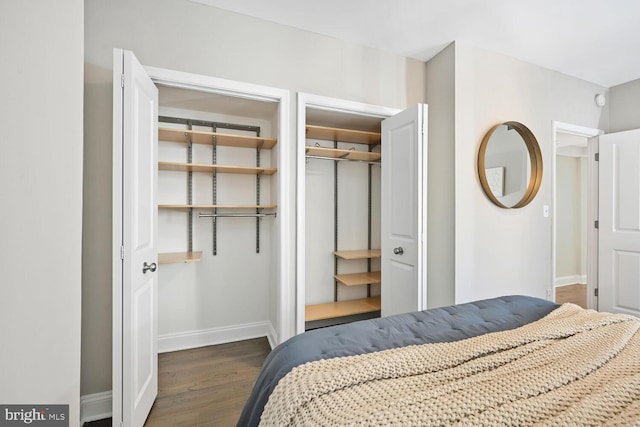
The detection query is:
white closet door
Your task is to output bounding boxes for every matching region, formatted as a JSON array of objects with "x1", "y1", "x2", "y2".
[
  {"x1": 113, "y1": 48, "x2": 159, "y2": 427},
  {"x1": 381, "y1": 104, "x2": 428, "y2": 317},
  {"x1": 599, "y1": 129, "x2": 640, "y2": 317}
]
